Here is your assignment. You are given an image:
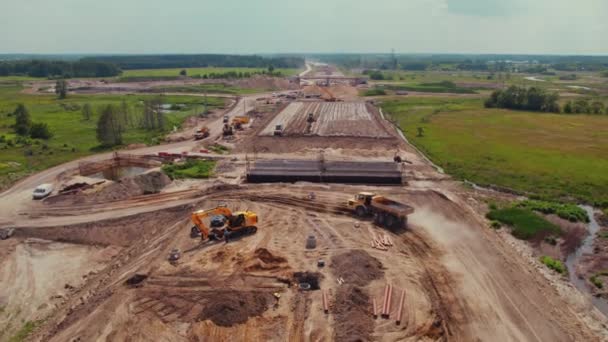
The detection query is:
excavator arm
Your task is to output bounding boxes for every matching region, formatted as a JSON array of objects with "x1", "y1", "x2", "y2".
[{"x1": 191, "y1": 206, "x2": 233, "y2": 240}]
